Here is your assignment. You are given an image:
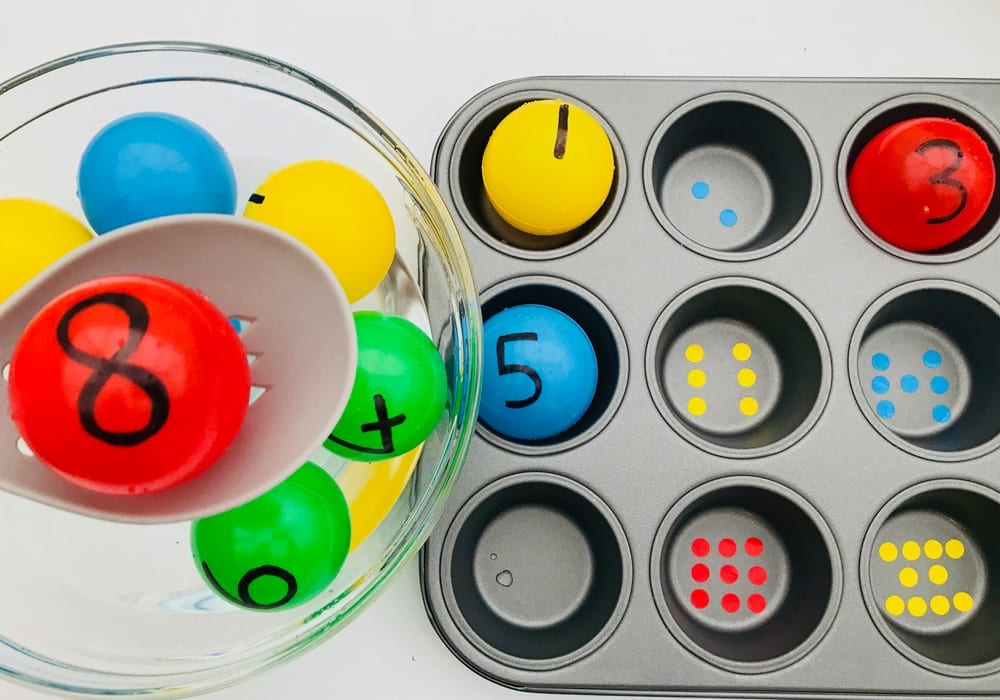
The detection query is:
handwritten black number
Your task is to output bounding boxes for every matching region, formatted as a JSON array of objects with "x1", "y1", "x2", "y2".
[
  {"x1": 327, "y1": 393, "x2": 406, "y2": 455},
  {"x1": 915, "y1": 138, "x2": 968, "y2": 225},
  {"x1": 202, "y1": 562, "x2": 298, "y2": 610},
  {"x1": 55, "y1": 292, "x2": 169, "y2": 446},
  {"x1": 496, "y1": 333, "x2": 542, "y2": 408}
]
